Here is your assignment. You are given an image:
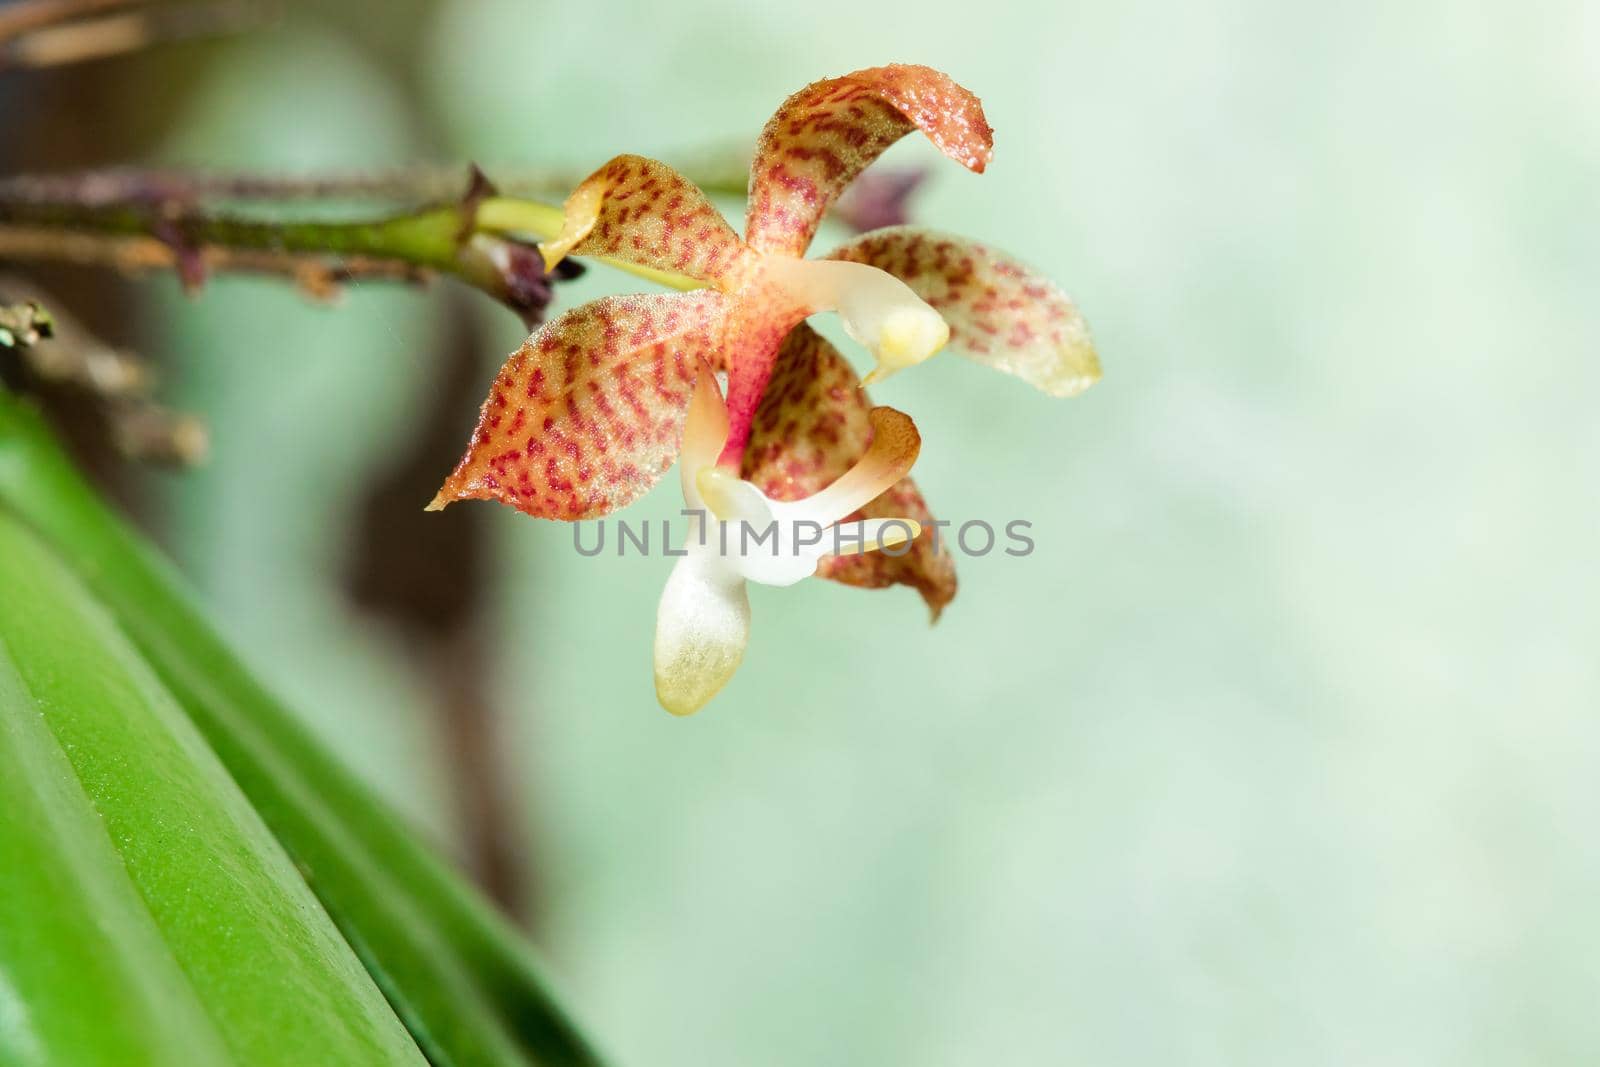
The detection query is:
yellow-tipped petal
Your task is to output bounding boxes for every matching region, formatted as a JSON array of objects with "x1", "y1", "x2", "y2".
[
  {"x1": 865, "y1": 518, "x2": 921, "y2": 554},
  {"x1": 879, "y1": 307, "x2": 949, "y2": 366},
  {"x1": 763, "y1": 256, "x2": 950, "y2": 385},
  {"x1": 826, "y1": 518, "x2": 923, "y2": 557},
  {"x1": 862, "y1": 307, "x2": 949, "y2": 386},
  {"x1": 654, "y1": 553, "x2": 750, "y2": 717}
]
